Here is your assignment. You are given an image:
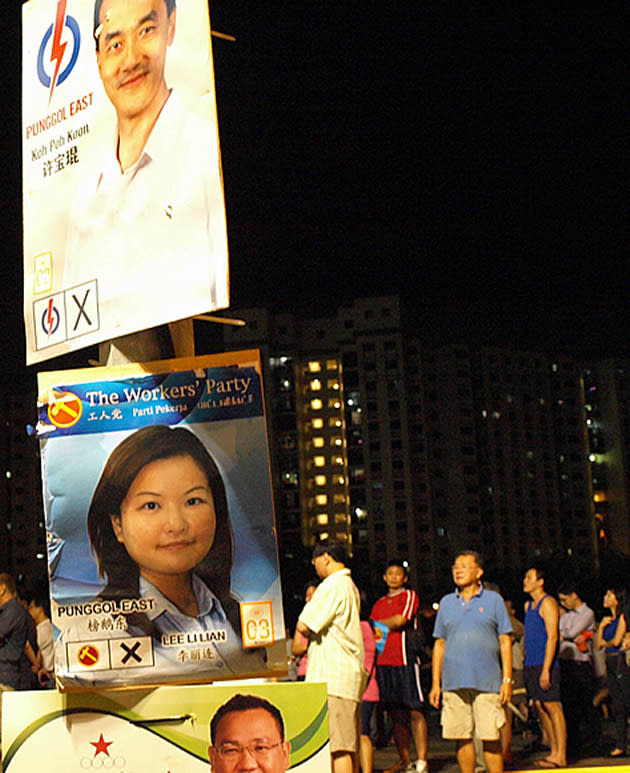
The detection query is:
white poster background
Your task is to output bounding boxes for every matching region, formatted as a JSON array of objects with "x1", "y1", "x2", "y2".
[{"x1": 22, "y1": 0, "x2": 229, "y2": 364}]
